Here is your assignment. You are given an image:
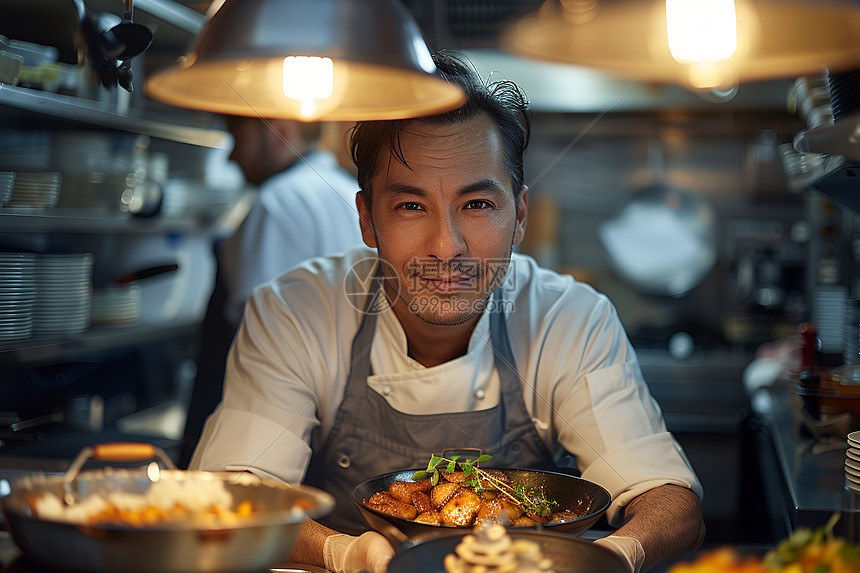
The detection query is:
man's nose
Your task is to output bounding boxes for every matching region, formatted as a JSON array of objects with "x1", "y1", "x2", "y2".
[{"x1": 429, "y1": 212, "x2": 466, "y2": 262}]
